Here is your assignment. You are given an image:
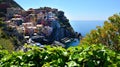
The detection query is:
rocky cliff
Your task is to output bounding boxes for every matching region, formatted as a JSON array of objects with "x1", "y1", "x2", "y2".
[
  {"x1": 0, "y1": 1, "x2": 77, "y2": 49},
  {"x1": 49, "y1": 12, "x2": 75, "y2": 41}
]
